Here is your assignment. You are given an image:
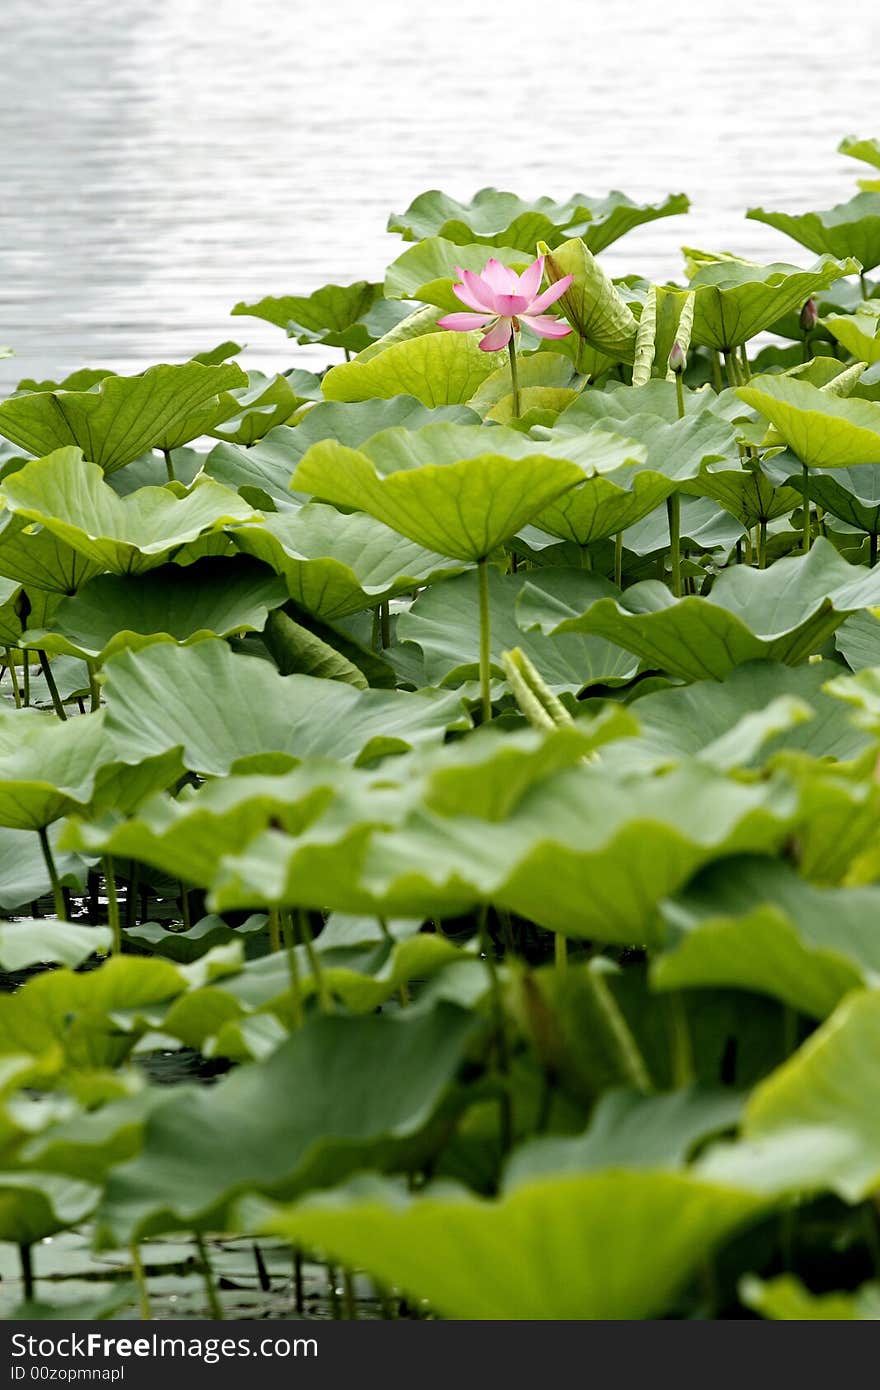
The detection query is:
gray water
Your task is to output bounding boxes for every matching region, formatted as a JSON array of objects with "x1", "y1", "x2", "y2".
[{"x1": 2, "y1": 0, "x2": 879, "y2": 392}]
